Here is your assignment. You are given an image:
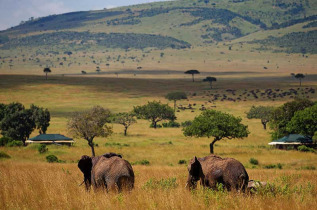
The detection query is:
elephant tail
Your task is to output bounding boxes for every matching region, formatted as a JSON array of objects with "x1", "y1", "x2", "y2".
[
  {"x1": 239, "y1": 173, "x2": 248, "y2": 193},
  {"x1": 117, "y1": 175, "x2": 134, "y2": 192}
]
